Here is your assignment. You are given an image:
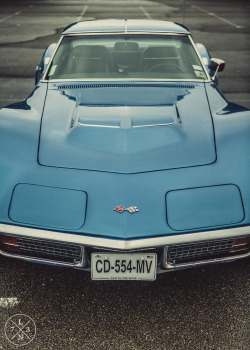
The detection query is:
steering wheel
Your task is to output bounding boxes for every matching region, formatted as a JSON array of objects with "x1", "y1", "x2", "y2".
[{"x1": 148, "y1": 63, "x2": 183, "y2": 73}]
